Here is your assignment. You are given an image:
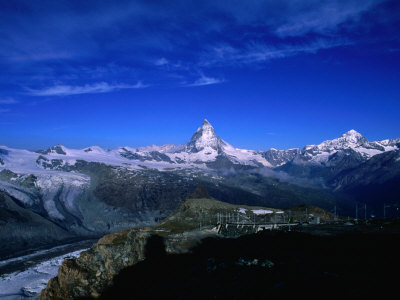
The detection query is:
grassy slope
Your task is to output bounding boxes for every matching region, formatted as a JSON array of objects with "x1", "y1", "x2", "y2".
[
  {"x1": 155, "y1": 197, "x2": 337, "y2": 233},
  {"x1": 156, "y1": 198, "x2": 265, "y2": 232},
  {"x1": 156, "y1": 196, "x2": 338, "y2": 234}
]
